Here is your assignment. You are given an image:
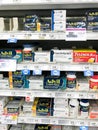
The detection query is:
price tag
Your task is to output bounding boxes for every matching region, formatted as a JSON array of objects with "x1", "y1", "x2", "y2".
[
  {"x1": 88, "y1": 93, "x2": 96, "y2": 99},
  {"x1": 1, "y1": 115, "x2": 18, "y2": 124},
  {"x1": 84, "y1": 70, "x2": 94, "y2": 76},
  {"x1": 39, "y1": 33, "x2": 46, "y2": 39},
  {"x1": 41, "y1": 119, "x2": 50, "y2": 124},
  {"x1": 33, "y1": 70, "x2": 42, "y2": 75},
  {"x1": 22, "y1": 69, "x2": 30, "y2": 75},
  {"x1": 50, "y1": 119, "x2": 58, "y2": 125},
  {"x1": 13, "y1": 0, "x2": 21, "y2": 3},
  {"x1": 25, "y1": 96, "x2": 31, "y2": 102},
  {"x1": 58, "y1": 120, "x2": 68, "y2": 125},
  {"x1": 66, "y1": 28, "x2": 86, "y2": 41},
  {"x1": 55, "y1": 92, "x2": 65, "y2": 98},
  {"x1": 0, "y1": 59, "x2": 16, "y2": 71},
  {"x1": 51, "y1": 70, "x2": 60, "y2": 76},
  {"x1": 83, "y1": 64, "x2": 93, "y2": 71},
  {"x1": 70, "y1": 120, "x2": 75, "y2": 126},
  {"x1": 51, "y1": 64, "x2": 60, "y2": 70},
  {"x1": 90, "y1": 121, "x2": 98, "y2": 126}
]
